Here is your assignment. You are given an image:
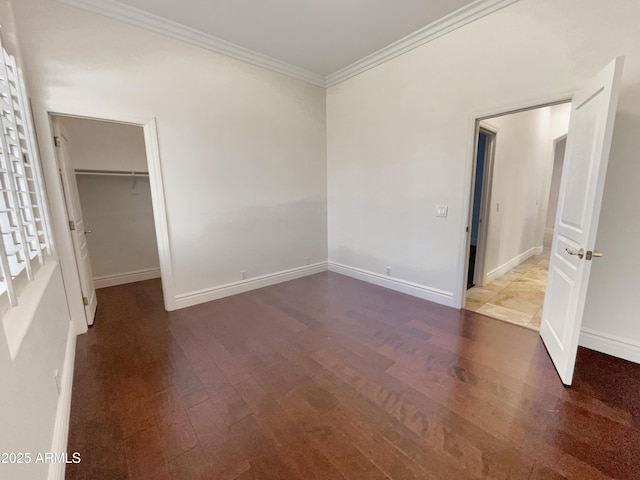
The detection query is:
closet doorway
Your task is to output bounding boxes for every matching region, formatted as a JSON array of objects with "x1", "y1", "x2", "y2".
[{"x1": 52, "y1": 115, "x2": 162, "y2": 325}]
